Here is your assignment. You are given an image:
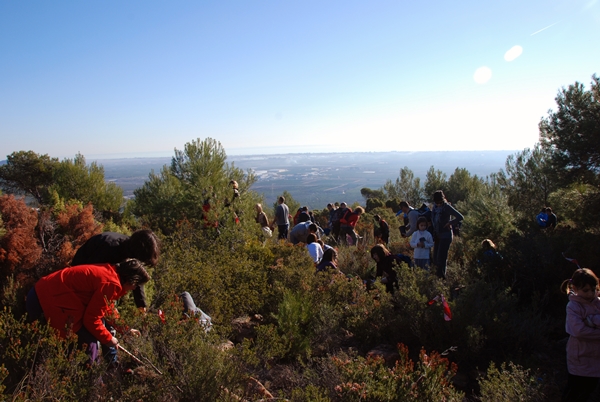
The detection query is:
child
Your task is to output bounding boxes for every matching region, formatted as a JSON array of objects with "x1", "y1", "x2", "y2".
[
  {"x1": 409, "y1": 217, "x2": 434, "y2": 270},
  {"x1": 560, "y1": 268, "x2": 600, "y2": 401},
  {"x1": 306, "y1": 233, "x2": 323, "y2": 264},
  {"x1": 316, "y1": 248, "x2": 340, "y2": 273}
]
